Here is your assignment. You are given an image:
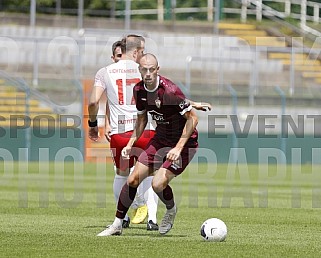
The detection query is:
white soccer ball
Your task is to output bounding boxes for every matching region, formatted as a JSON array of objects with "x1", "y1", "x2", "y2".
[{"x1": 200, "y1": 218, "x2": 227, "y2": 242}]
